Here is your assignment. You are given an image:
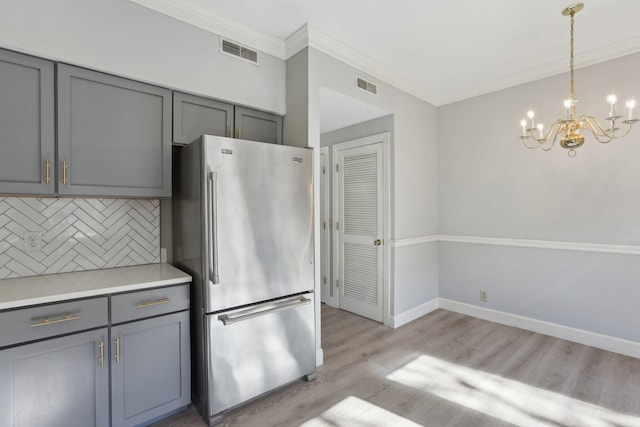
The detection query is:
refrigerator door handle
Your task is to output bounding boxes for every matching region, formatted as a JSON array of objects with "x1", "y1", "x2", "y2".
[
  {"x1": 207, "y1": 170, "x2": 220, "y2": 285},
  {"x1": 218, "y1": 296, "x2": 312, "y2": 325}
]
